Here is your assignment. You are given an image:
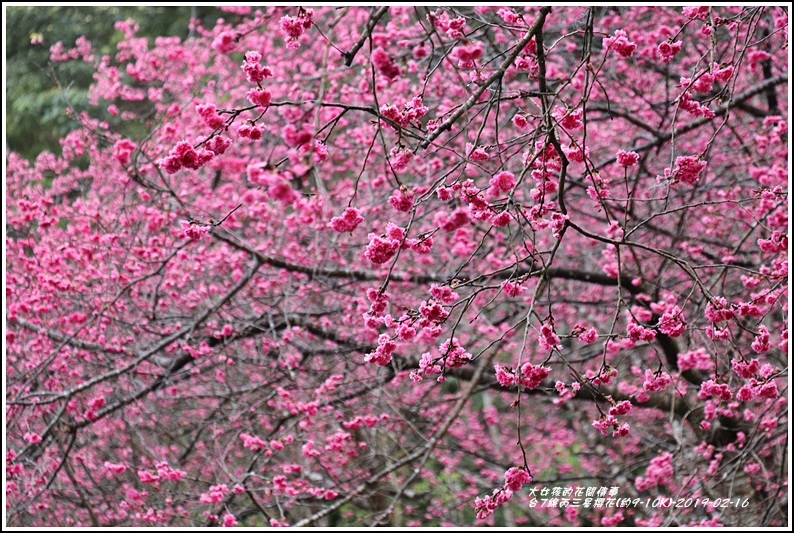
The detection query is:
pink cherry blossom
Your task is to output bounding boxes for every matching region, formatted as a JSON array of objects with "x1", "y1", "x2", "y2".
[
  {"x1": 603, "y1": 29, "x2": 637, "y2": 58},
  {"x1": 6, "y1": 7, "x2": 787, "y2": 528},
  {"x1": 329, "y1": 207, "x2": 364, "y2": 233}
]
